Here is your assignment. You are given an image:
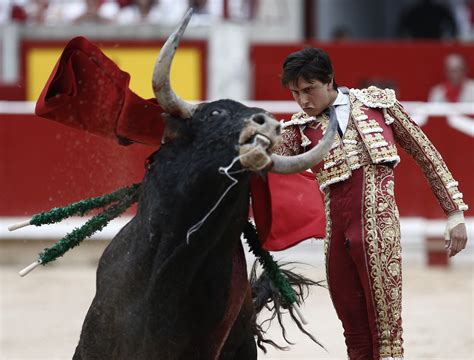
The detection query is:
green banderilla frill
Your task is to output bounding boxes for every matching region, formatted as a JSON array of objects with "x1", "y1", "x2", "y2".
[
  {"x1": 243, "y1": 220, "x2": 298, "y2": 306},
  {"x1": 38, "y1": 187, "x2": 140, "y2": 265},
  {"x1": 30, "y1": 183, "x2": 141, "y2": 227}
]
